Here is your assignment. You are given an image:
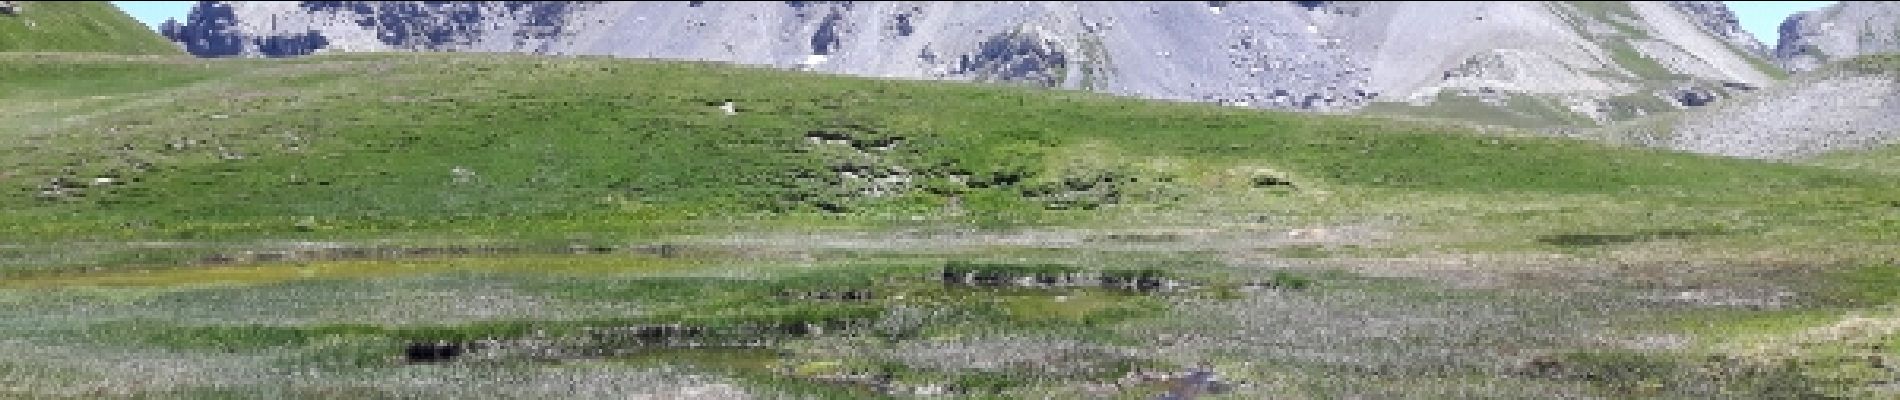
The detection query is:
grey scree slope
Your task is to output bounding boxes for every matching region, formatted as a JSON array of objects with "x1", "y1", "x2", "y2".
[
  {"x1": 1663, "y1": 65, "x2": 1900, "y2": 160},
  {"x1": 161, "y1": 1, "x2": 1779, "y2": 115}
]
